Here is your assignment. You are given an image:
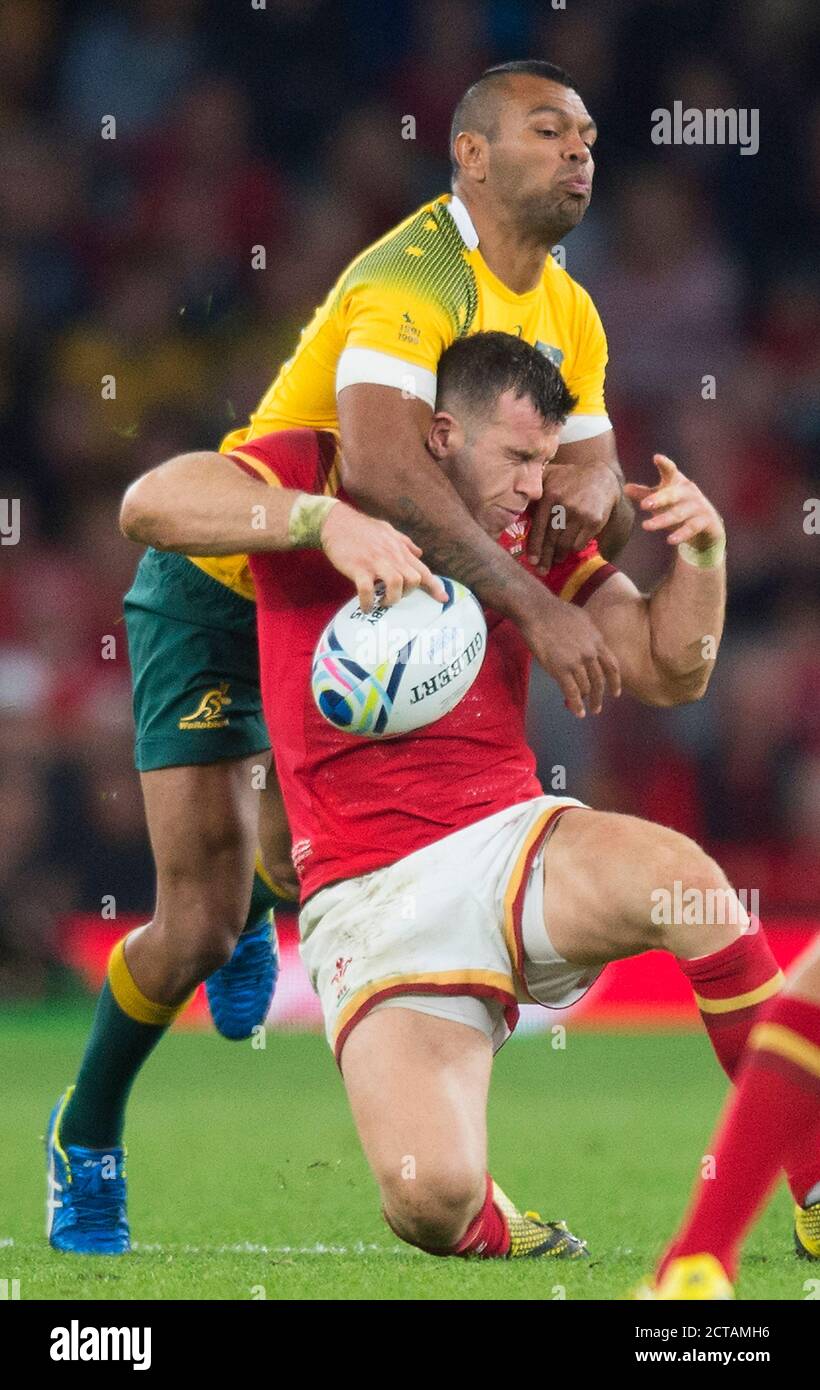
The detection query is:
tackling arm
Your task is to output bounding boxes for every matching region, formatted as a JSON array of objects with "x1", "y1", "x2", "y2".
[
  {"x1": 337, "y1": 383, "x2": 621, "y2": 718},
  {"x1": 530, "y1": 430, "x2": 634, "y2": 571},
  {"x1": 337, "y1": 384, "x2": 543, "y2": 615}
]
